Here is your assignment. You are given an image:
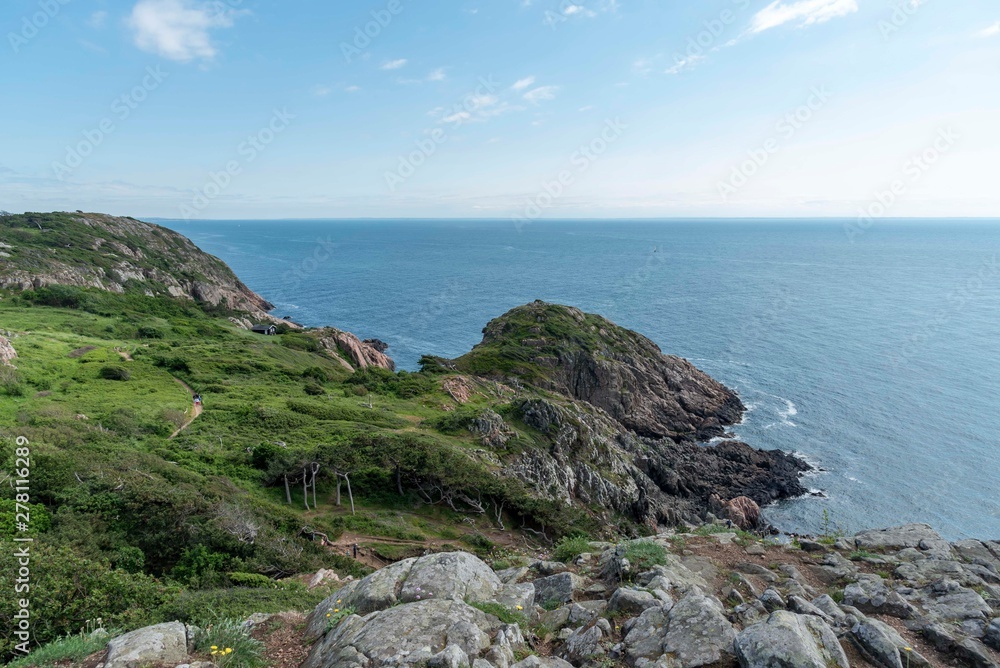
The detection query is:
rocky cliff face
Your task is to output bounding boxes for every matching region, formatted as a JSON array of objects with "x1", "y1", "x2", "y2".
[
  {"x1": 453, "y1": 301, "x2": 806, "y2": 528},
  {"x1": 315, "y1": 328, "x2": 396, "y2": 372},
  {"x1": 458, "y1": 301, "x2": 743, "y2": 440},
  {"x1": 0, "y1": 212, "x2": 275, "y2": 321}
]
